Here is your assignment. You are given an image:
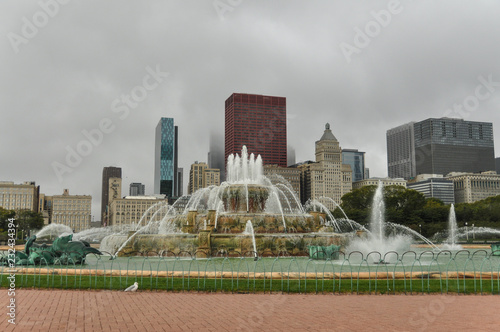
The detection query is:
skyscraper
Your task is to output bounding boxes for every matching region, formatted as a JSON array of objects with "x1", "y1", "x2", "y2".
[
  {"x1": 208, "y1": 131, "x2": 225, "y2": 181},
  {"x1": 154, "y1": 118, "x2": 179, "y2": 197},
  {"x1": 176, "y1": 168, "x2": 183, "y2": 197},
  {"x1": 342, "y1": 149, "x2": 366, "y2": 183},
  {"x1": 386, "y1": 122, "x2": 415, "y2": 180},
  {"x1": 188, "y1": 162, "x2": 207, "y2": 195},
  {"x1": 298, "y1": 123, "x2": 352, "y2": 209},
  {"x1": 387, "y1": 118, "x2": 495, "y2": 179},
  {"x1": 225, "y1": 93, "x2": 287, "y2": 168},
  {"x1": 101, "y1": 166, "x2": 121, "y2": 226},
  {"x1": 129, "y1": 183, "x2": 145, "y2": 196},
  {"x1": 187, "y1": 162, "x2": 220, "y2": 194}
]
